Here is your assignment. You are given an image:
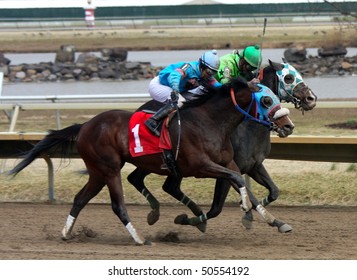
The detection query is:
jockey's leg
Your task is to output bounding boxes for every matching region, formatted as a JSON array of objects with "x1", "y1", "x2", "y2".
[{"x1": 145, "y1": 101, "x2": 176, "y2": 136}]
